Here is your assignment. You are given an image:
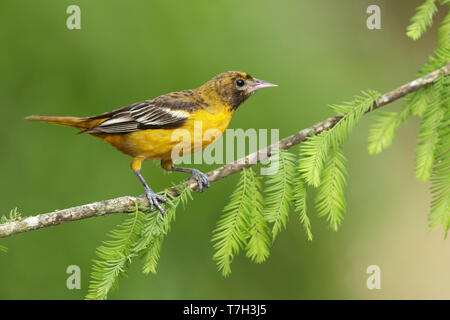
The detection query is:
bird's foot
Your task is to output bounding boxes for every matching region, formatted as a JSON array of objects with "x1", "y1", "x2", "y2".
[
  {"x1": 188, "y1": 169, "x2": 210, "y2": 192},
  {"x1": 139, "y1": 189, "x2": 167, "y2": 215}
]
